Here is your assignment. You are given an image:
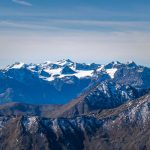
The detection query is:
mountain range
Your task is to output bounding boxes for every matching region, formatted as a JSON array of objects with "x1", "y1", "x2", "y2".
[
  {"x1": 0, "y1": 60, "x2": 150, "y2": 150},
  {"x1": 0, "y1": 59, "x2": 150, "y2": 105}
]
